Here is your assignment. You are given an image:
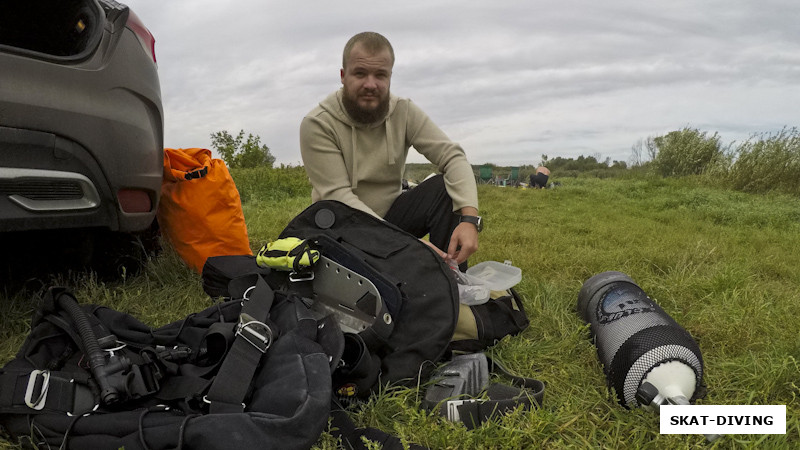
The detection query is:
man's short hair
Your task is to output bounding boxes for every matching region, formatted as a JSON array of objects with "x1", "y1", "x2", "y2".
[{"x1": 342, "y1": 32, "x2": 395, "y2": 69}]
